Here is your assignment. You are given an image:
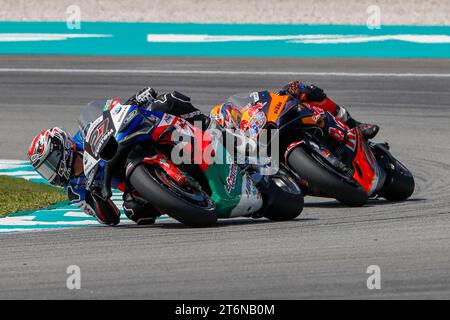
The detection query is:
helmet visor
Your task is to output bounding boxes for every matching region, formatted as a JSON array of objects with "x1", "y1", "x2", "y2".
[{"x1": 34, "y1": 148, "x2": 62, "y2": 184}]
